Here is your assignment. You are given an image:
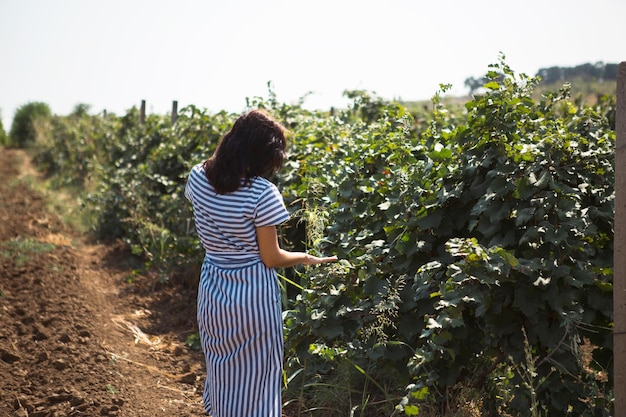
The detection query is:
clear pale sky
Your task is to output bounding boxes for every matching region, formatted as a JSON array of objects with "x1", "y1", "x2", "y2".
[{"x1": 1, "y1": 0, "x2": 625, "y2": 130}]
